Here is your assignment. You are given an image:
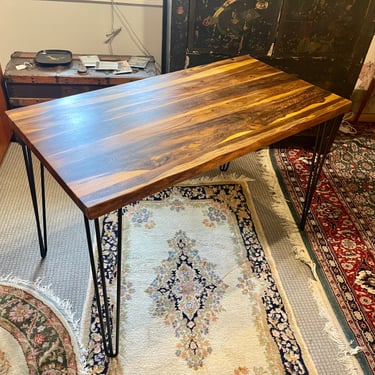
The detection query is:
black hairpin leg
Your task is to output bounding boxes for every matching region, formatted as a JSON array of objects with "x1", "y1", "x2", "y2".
[
  {"x1": 300, "y1": 116, "x2": 342, "y2": 229},
  {"x1": 21, "y1": 144, "x2": 47, "y2": 258},
  {"x1": 84, "y1": 208, "x2": 122, "y2": 357},
  {"x1": 220, "y1": 162, "x2": 230, "y2": 171}
]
